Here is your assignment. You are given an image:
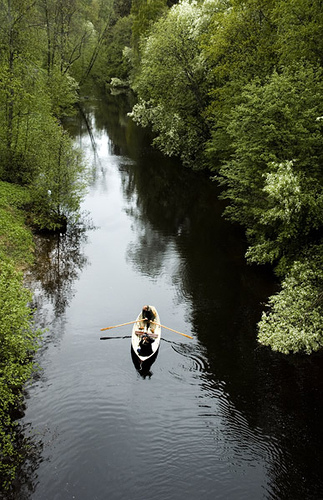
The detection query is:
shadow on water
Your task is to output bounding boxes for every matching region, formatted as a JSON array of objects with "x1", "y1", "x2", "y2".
[{"x1": 131, "y1": 347, "x2": 159, "y2": 379}]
